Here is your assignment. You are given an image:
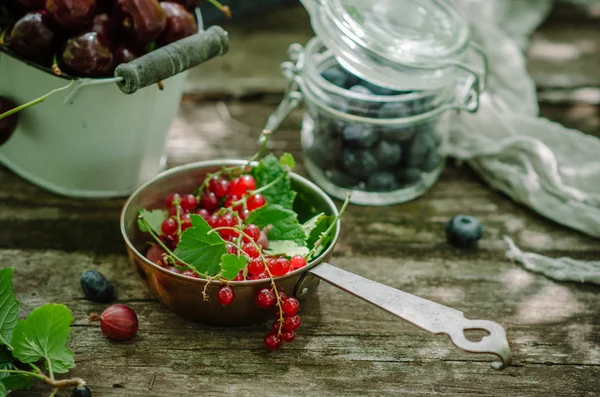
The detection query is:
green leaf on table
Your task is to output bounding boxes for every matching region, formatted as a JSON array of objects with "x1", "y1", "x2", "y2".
[
  {"x1": 174, "y1": 215, "x2": 227, "y2": 276},
  {"x1": 0, "y1": 268, "x2": 19, "y2": 347},
  {"x1": 220, "y1": 254, "x2": 248, "y2": 280},
  {"x1": 266, "y1": 240, "x2": 309, "y2": 258},
  {"x1": 278, "y1": 153, "x2": 296, "y2": 169},
  {"x1": 245, "y1": 205, "x2": 307, "y2": 243},
  {"x1": 306, "y1": 214, "x2": 335, "y2": 259},
  {"x1": 138, "y1": 209, "x2": 168, "y2": 235},
  {"x1": 11, "y1": 303, "x2": 74, "y2": 374},
  {"x1": 252, "y1": 154, "x2": 296, "y2": 210}
]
